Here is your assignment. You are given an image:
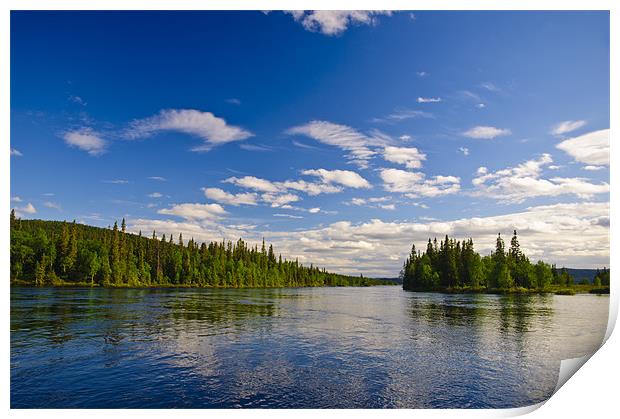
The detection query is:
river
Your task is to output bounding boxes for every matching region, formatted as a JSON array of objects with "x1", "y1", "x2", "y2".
[{"x1": 10, "y1": 286, "x2": 609, "y2": 408}]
